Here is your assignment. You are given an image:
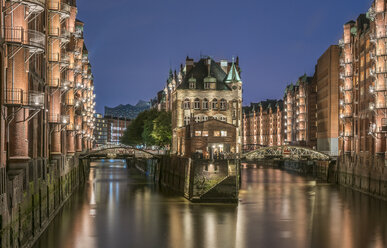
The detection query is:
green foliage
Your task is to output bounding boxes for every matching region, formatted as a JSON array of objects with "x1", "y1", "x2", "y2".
[
  {"x1": 151, "y1": 111, "x2": 172, "y2": 147},
  {"x1": 120, "y1": 109, "x2": 171, "y2": 148}
]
